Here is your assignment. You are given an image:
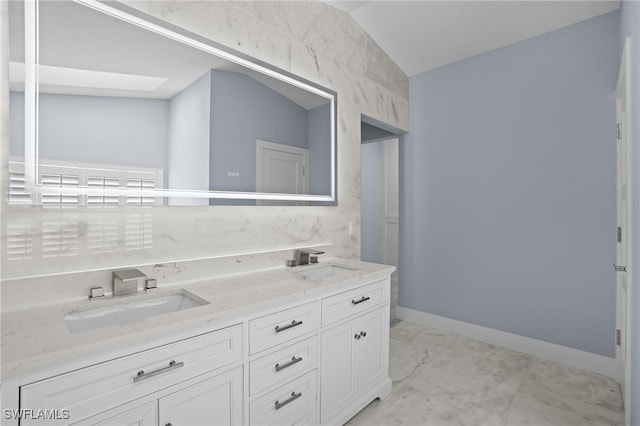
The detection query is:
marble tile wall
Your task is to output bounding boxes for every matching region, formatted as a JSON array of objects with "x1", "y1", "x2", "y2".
[{"x1": 0, "y1": 1, "x2": 409, "y2": 314}]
